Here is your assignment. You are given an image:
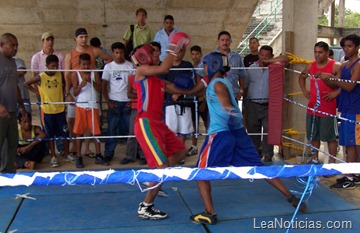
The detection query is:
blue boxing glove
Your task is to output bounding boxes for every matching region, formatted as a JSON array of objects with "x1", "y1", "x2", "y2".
[{"x1": 174, "y1": 71, "x2": 195, "y2": 90}]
